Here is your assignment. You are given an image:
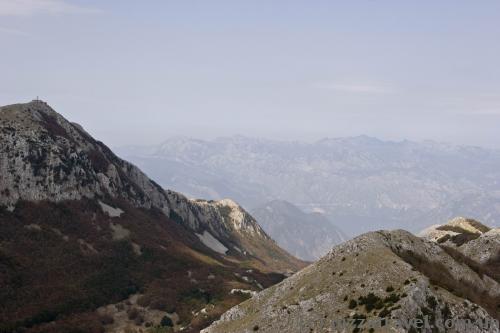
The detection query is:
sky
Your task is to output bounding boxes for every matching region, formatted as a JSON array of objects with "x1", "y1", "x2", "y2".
[{"x1": 1, "y1": 0, "x2": 500, "y2": 148}]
